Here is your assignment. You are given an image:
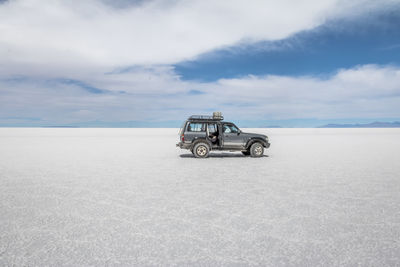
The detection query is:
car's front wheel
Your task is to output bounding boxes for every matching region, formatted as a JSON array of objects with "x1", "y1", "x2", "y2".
[
  {"x1": 193, "y1": 142, "x2": 210, "y2": 158},
  {"x1": 250, "y1": 142, "x2": 264, "y2": 157}
]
